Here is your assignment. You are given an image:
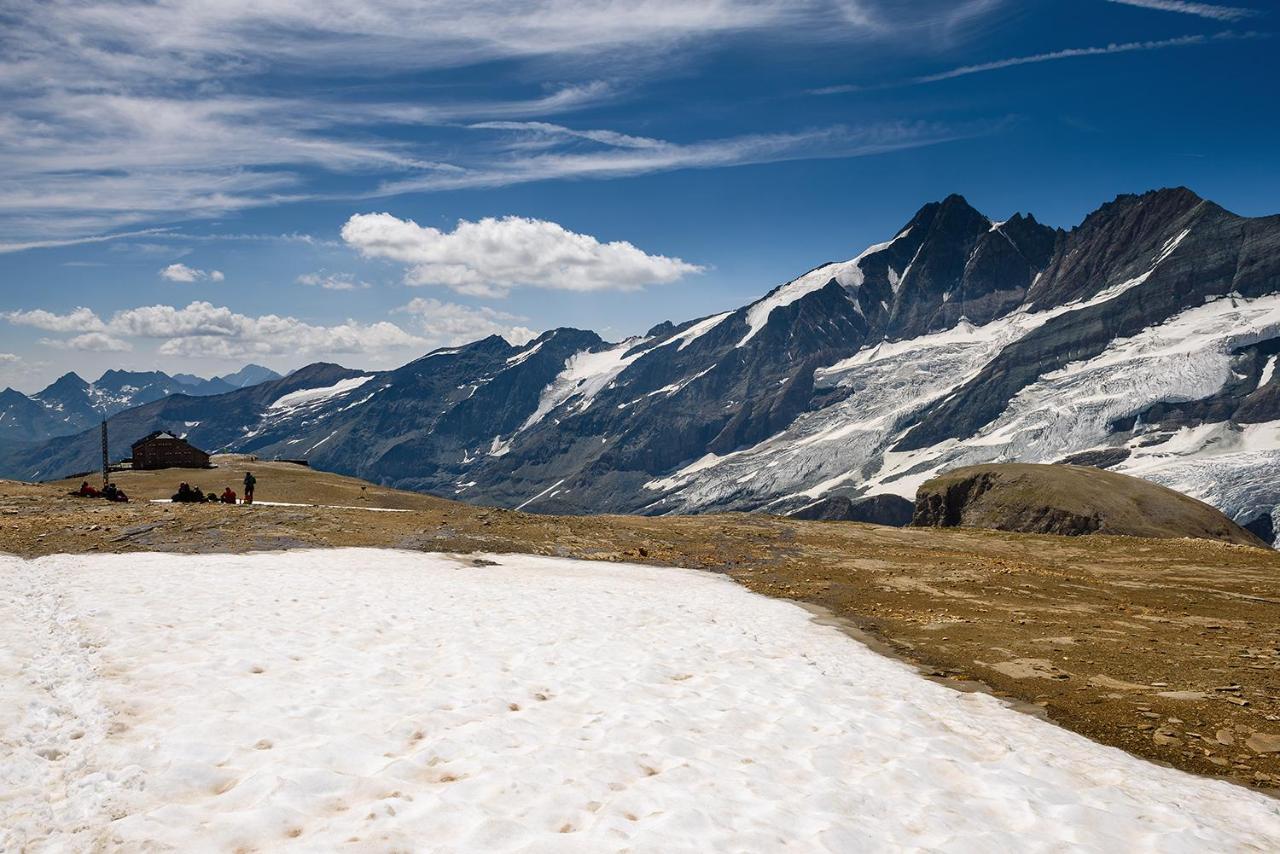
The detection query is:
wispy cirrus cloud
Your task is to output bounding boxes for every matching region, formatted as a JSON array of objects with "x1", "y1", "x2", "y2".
[
  {"x1": 371, "y1": 120, "x2": 987, "y2": 197},
  {"x1": 911, "y1": 30, "x2": 1262, "y2": 84},
  {"x1": 0, "y1": 227, "x2": 175, "y2": 256},
  {"x1": 0, "y1": 1, "x2": 1006, "y2": 243},
  {"x1": 1102, "y1": 0, "x2": 1260, "y2": 21},
  {"x1": 810, "y1": 26, "x2": 1266, "y2": 94}
]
